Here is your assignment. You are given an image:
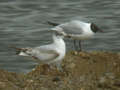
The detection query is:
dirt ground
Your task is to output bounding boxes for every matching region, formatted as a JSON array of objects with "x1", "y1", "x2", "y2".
[{"x1": 0, "y1": 51, "x2": 120, "y2": 90}]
